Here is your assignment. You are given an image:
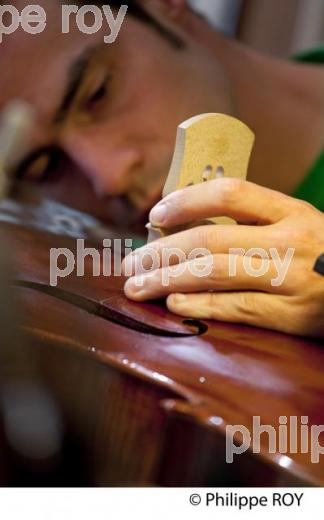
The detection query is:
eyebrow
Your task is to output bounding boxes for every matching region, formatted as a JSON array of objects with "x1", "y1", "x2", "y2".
[
  {"x1": 12, "y1": 45, "x2": 103, "y2": 179},
  {"x1": 53, "y1": 44, "x2": 102, "y2": 124}
]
